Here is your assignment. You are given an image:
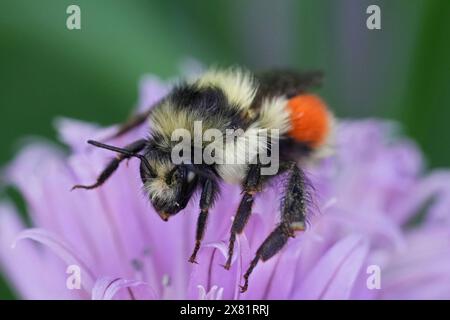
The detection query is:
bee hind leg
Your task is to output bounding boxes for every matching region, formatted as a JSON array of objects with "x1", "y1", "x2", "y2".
[
  {"x1": 240, "y1": 224, "x2": 290, "y2": 293},
  {"x1": 240, "y1": 163, "x2": 308, "y2": 293}
]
